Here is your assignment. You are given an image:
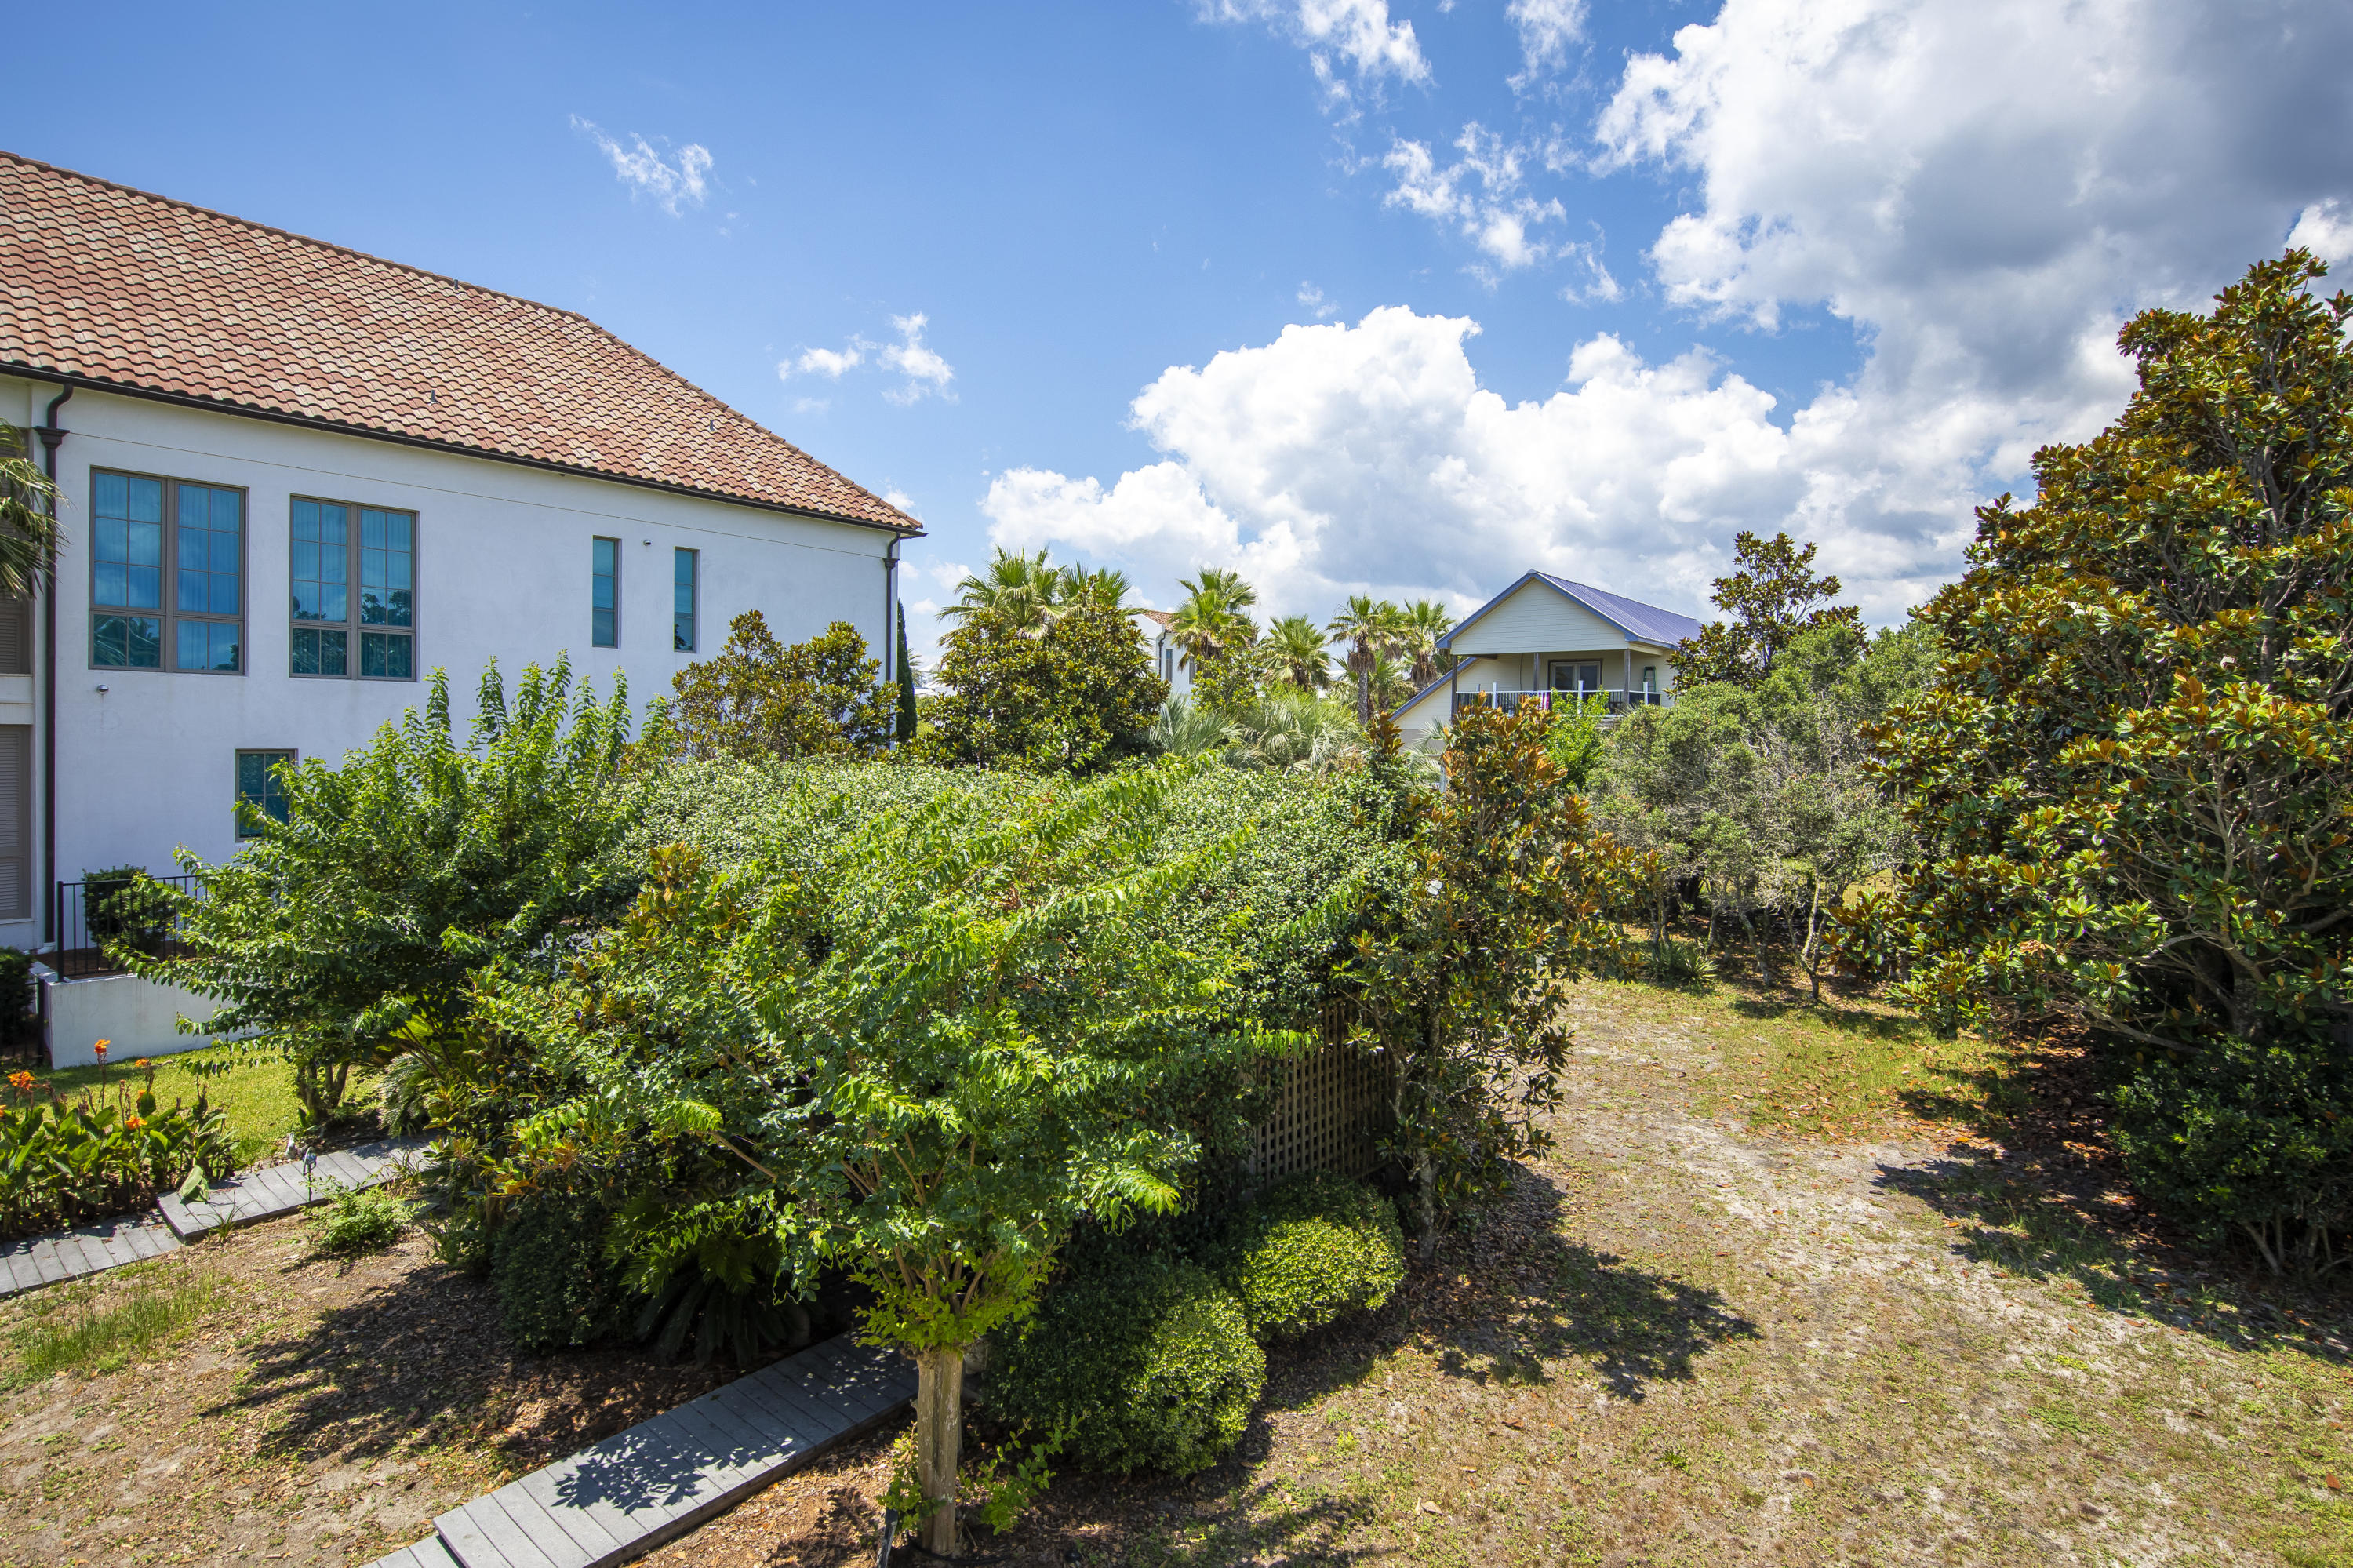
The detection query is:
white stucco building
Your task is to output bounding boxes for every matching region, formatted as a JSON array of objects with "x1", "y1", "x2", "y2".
[
  {"x1": 1391, "y1": 572, "x2": 1704, "y2": 751},
  {"x1": 1, "y1": 151, "x2": 920, "y2": 1055}
]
